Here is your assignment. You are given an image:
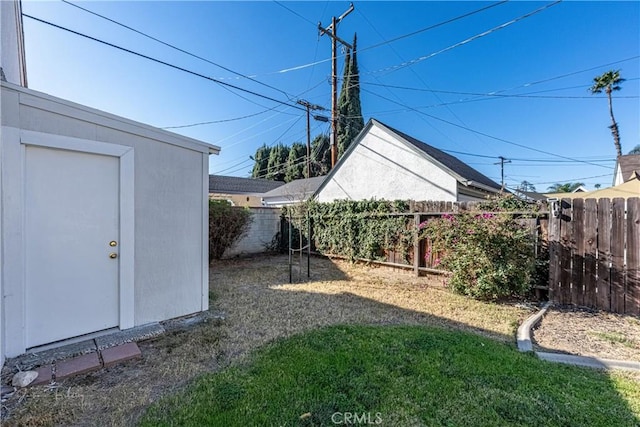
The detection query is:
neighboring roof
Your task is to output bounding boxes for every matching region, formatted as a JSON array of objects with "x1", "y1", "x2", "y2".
[
  {"x1": 545, "y1": 172, "x2": 640, "y2": 200},
  {"x1": 514, "y1": 190, "x2": 547, "y2": 201},
  {"x1": 617, "y1": 154, "x2": 640, "y2": 183},
  {"x1": 262, "y1": 176, "x2": 326, "y2": 200},
  {"x1": 209, "y1": 175, "x2": 285, "y2": 195},
  {"x1": 382, "y1": 121, "x2": 501, "y2": 191}
]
